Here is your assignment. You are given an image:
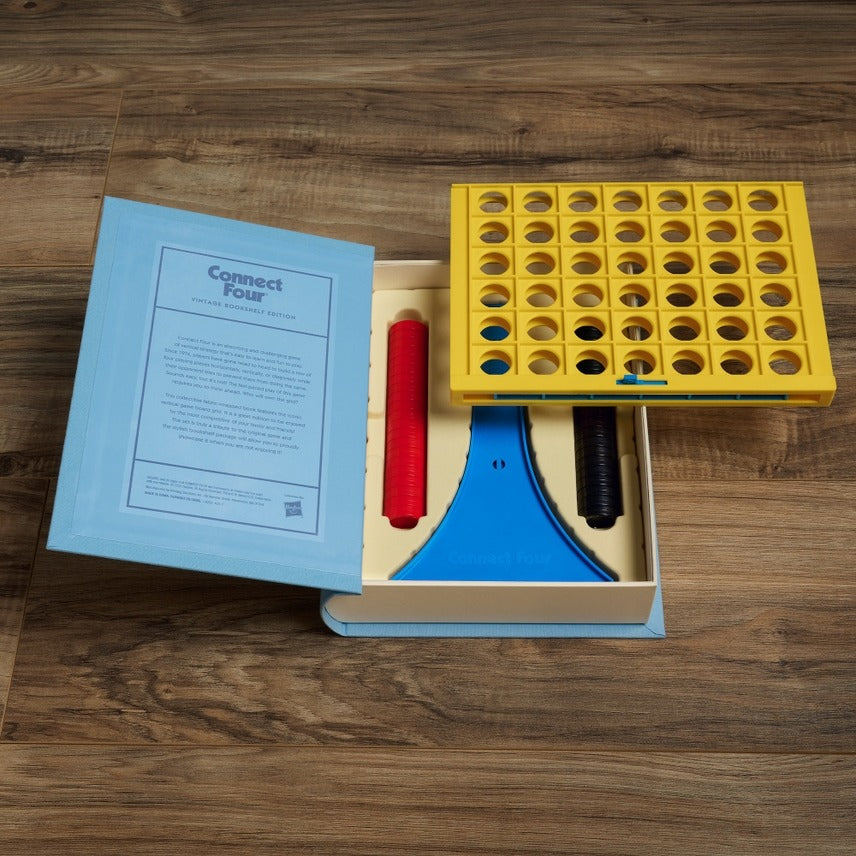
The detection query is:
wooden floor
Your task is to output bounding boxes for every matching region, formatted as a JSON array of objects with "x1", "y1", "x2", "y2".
[{"x1": 1, "y1": 2, "x2": 854, "y2": 852}]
